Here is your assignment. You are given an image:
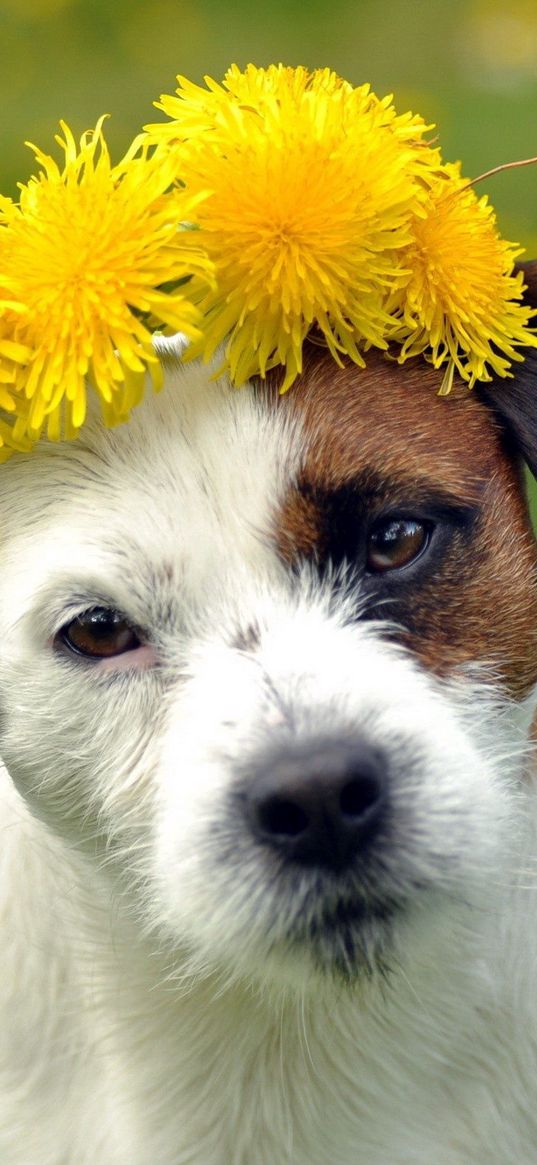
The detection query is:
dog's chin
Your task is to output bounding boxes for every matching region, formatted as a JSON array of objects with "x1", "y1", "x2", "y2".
[
  {"x1": 154, "y1": 880, "x2": 408, "y2": 997},
  {"x1": 236, "y1": 853, "x2": 424, "y2": 990},
  {"x1": 168, "y1": 933, "x2": 394, "y2": 1000},
  {"x1": 283, "y1": 904, "x2": 398, "y2": 987},
  {"x1": 155, "y1": 836, "x2": 490, "y2": 999}
]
